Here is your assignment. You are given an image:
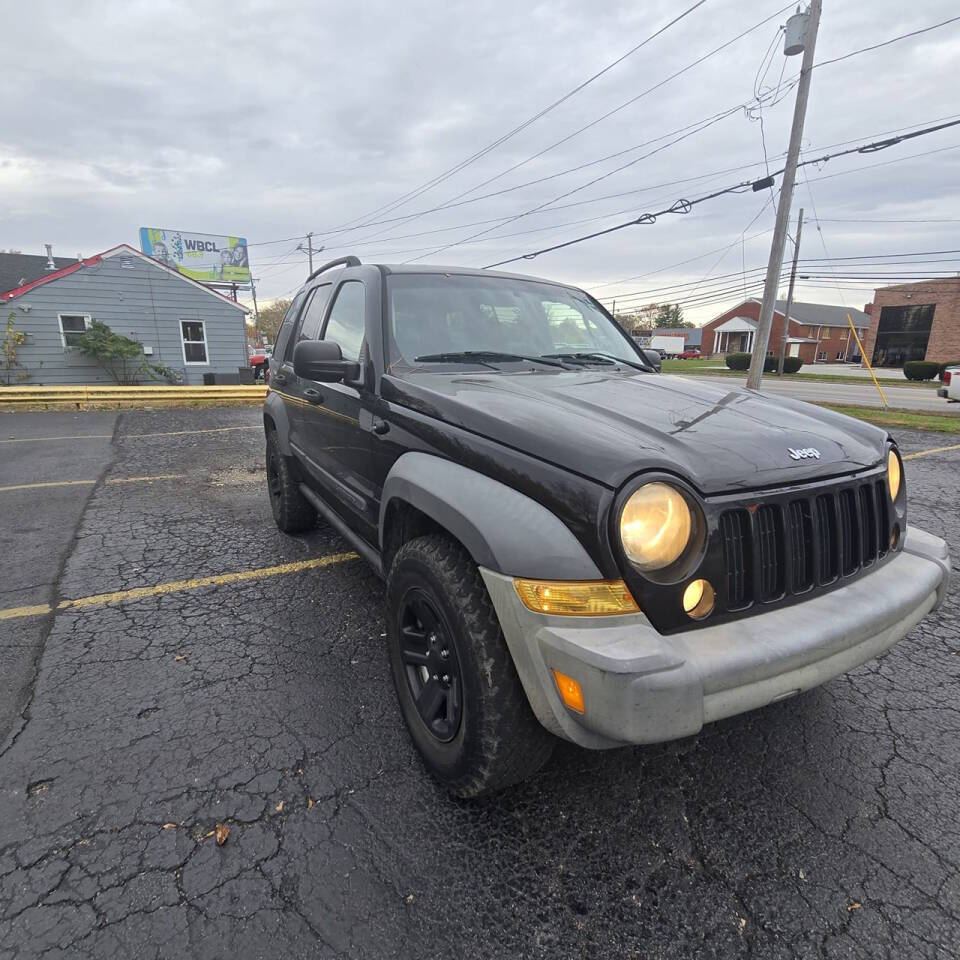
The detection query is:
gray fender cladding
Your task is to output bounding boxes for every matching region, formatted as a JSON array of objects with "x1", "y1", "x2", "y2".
[
  {"x1": 379, "y1": 452, "x2": 602, "y2": 580},
  {"x1": 263, "y1": 392, "x2": 293, "y2": 455}
]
